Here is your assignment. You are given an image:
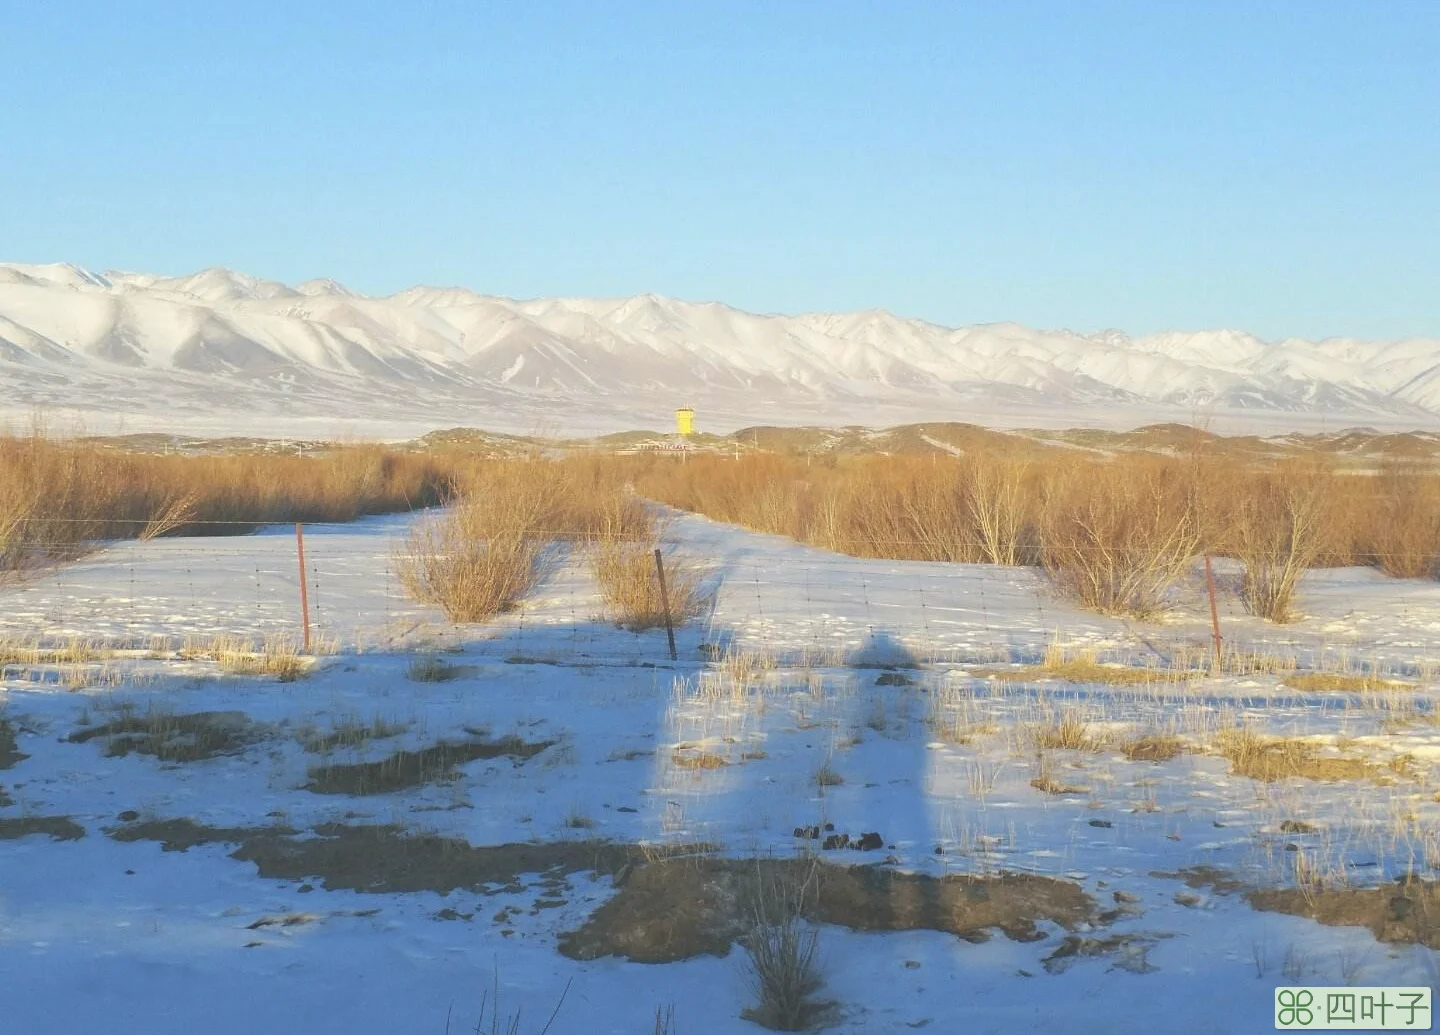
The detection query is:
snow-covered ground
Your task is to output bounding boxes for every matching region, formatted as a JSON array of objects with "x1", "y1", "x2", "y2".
[{"x1": 4, "y1": 510, "x2": 1440, "y2": 1034}]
